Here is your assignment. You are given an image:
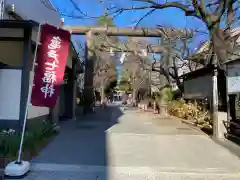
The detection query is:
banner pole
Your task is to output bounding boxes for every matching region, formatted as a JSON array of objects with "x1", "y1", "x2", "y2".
[{"x1": 16, "y1": 23, "x2": 42, "y2": 163}]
